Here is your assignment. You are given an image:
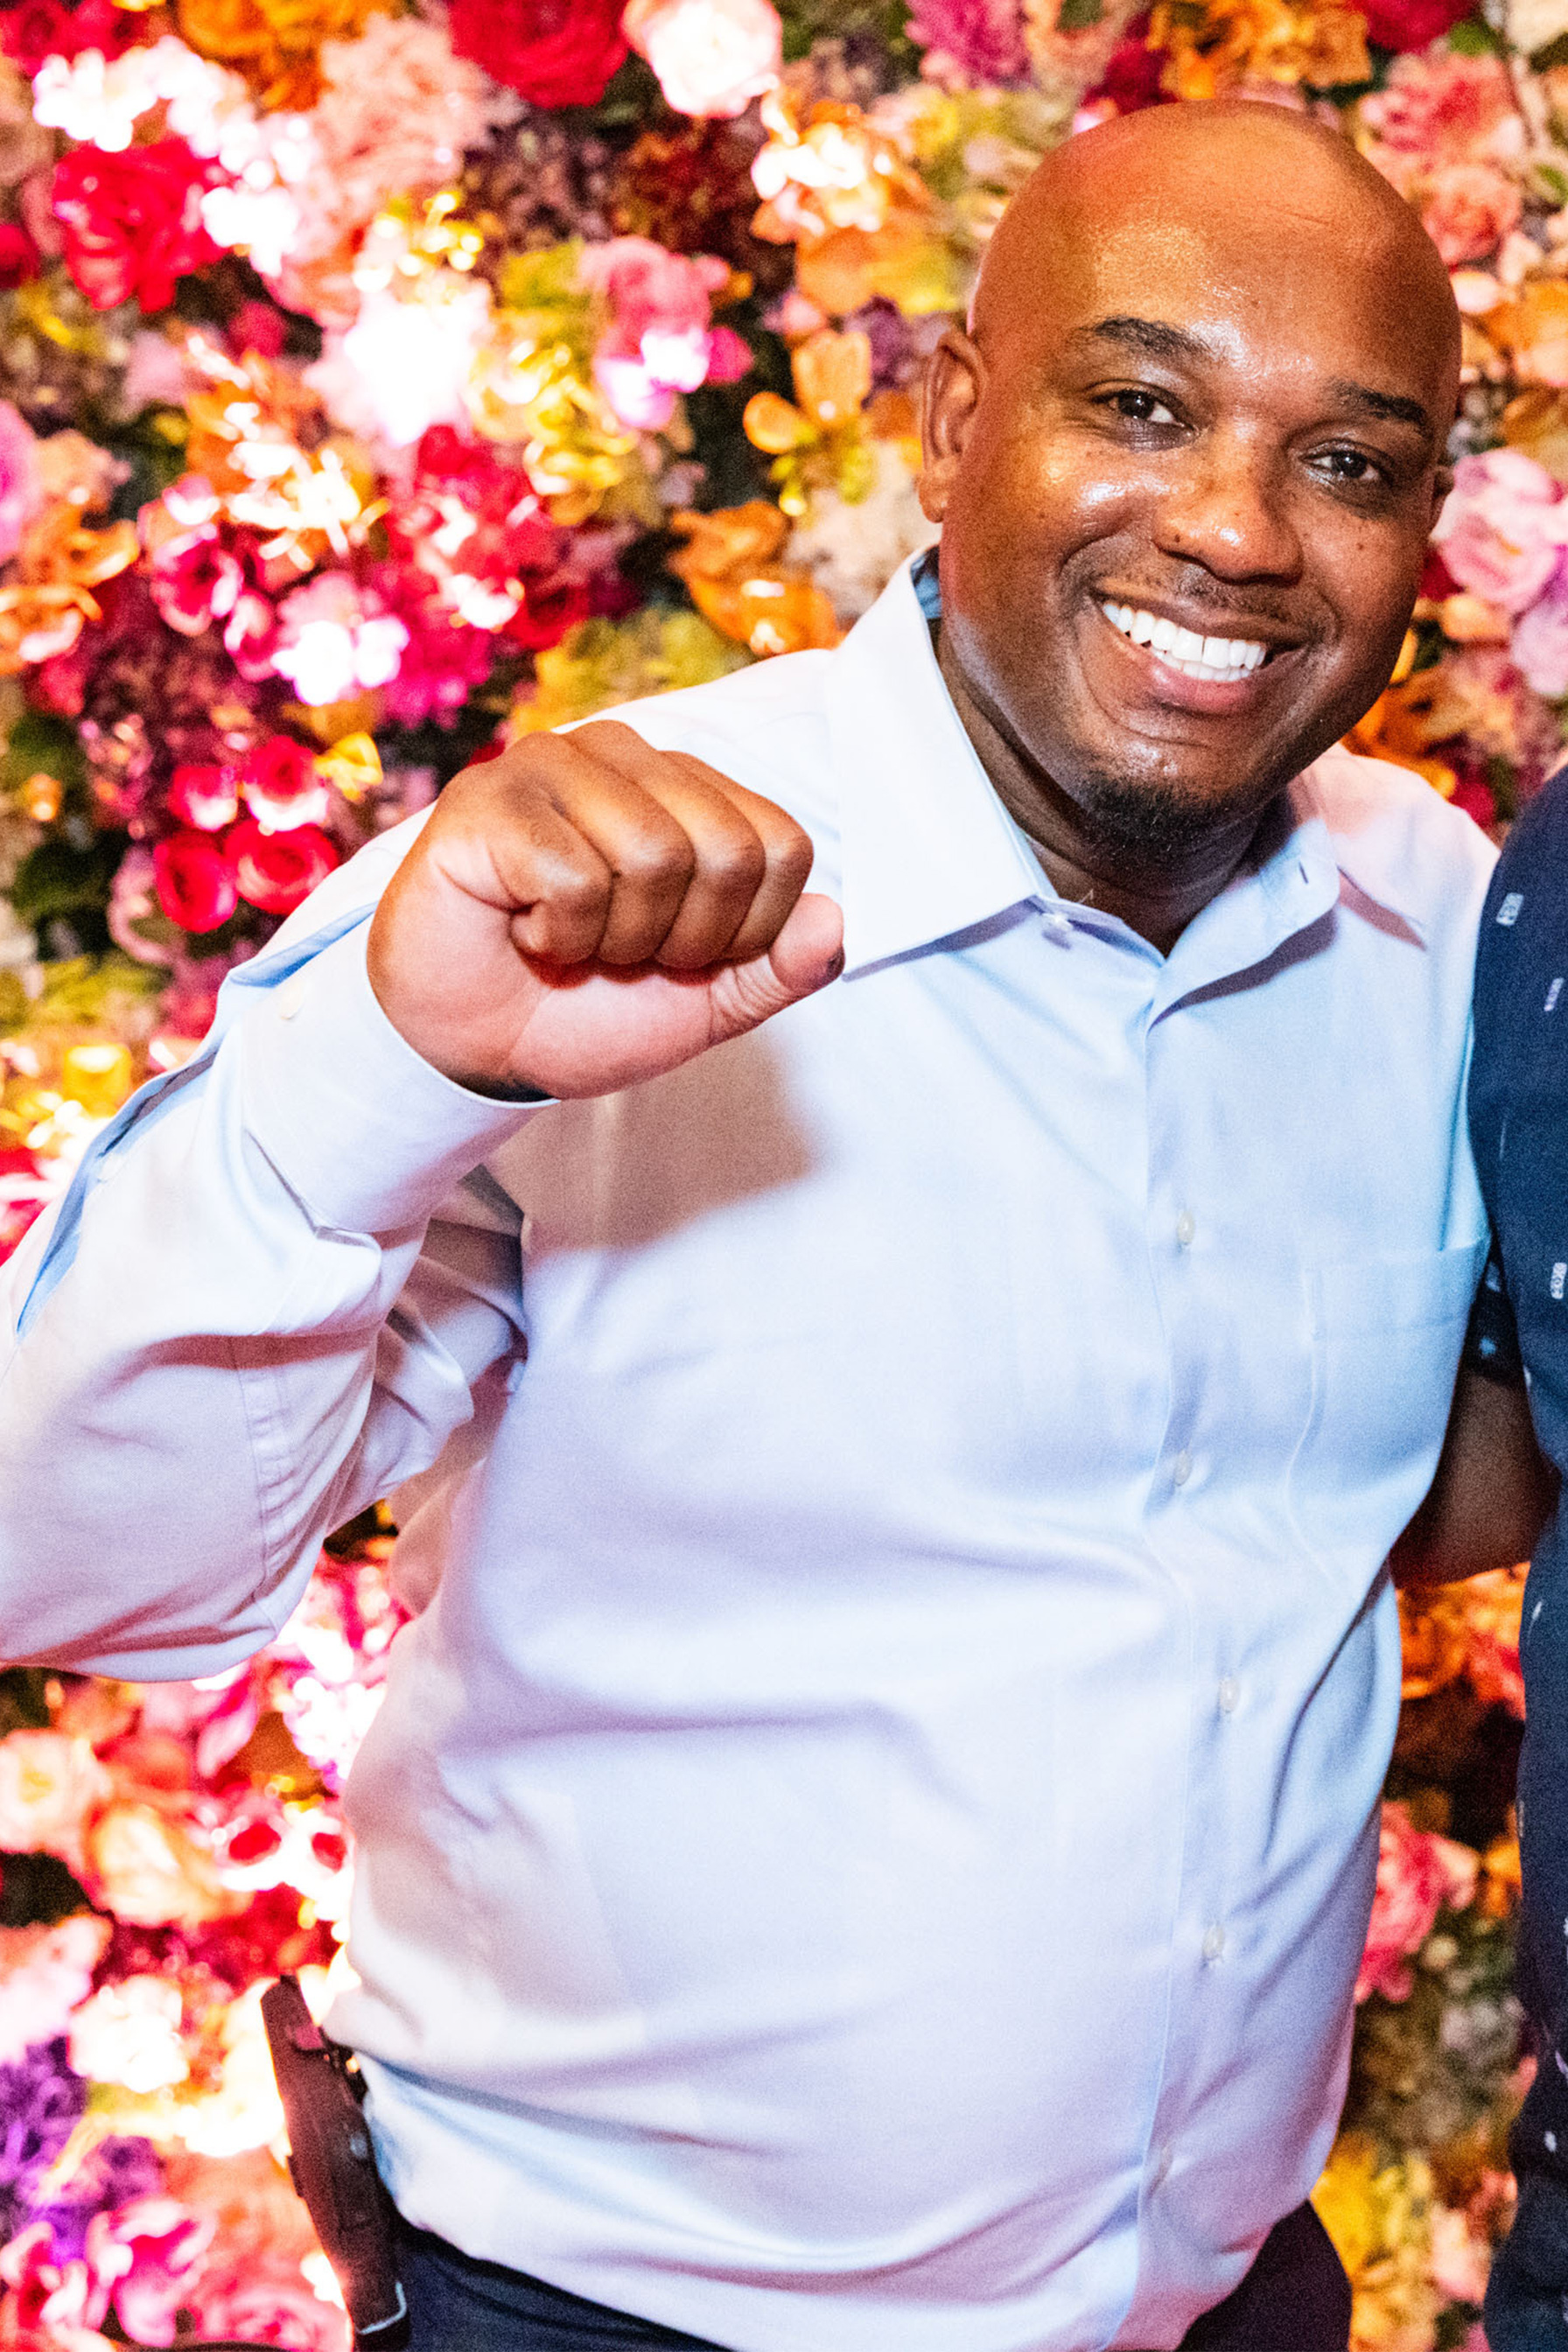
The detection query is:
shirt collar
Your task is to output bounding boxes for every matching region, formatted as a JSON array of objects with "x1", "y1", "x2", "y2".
[
  {"x1": 827, "y1": 556, "x2": 1418, "y2": 984},
  {"x1": 827, "y1": 557, "x2": 1046, "y2": 980}
]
